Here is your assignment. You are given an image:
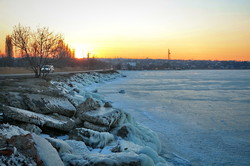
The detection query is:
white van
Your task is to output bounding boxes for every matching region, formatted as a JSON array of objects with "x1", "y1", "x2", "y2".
[{"x1": 41, "y1": 65, "x2": 54, "y2": 73}]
